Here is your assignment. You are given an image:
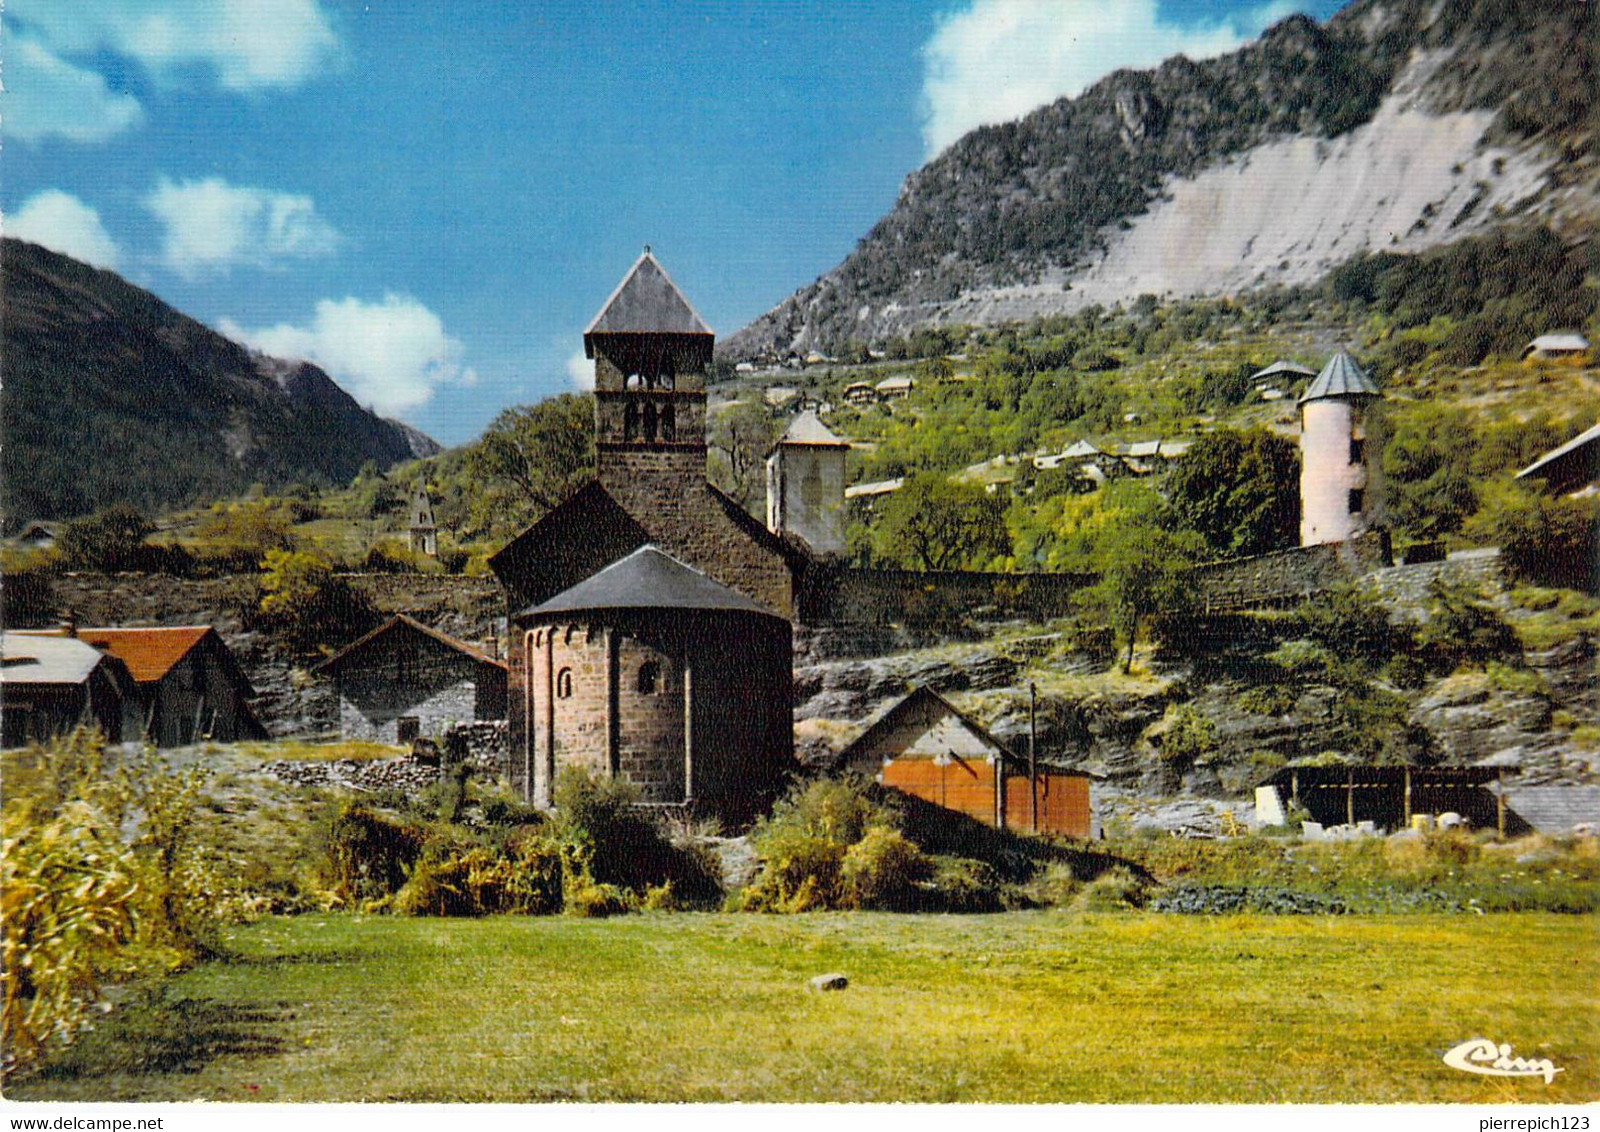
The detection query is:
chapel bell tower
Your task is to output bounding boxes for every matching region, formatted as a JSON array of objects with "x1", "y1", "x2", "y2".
[{"x1": 584, "y1": 250, "x2": 713, "y2": 501}]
